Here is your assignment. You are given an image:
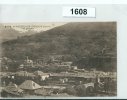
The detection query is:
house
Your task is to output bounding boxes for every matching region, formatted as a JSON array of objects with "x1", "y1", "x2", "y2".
[
  {"x1": 2, "y1": 82, "x2": 23, "y2": 97},
  {"x1": 34, "y1": 71, "x2": 49, "y2": 81},
  {"x1": 41, "y1": 85, "x2": 66, "y2": 90},
  {"x1": 16, "y1": 71, "x2": 28, "y2": 77},
  {"x1": 71, "y1": 66, "x2": 78, "y2": 70},
  {"x1": 24, "y1": 56, "x2": 33, "y2": 67},
  {"x1": 19, "y1": 64, "x2": 24, "y2": 69},
  {"x1": 19, "y1": 80, "x2": 41, "y2": 90},
  {"x1": 16, "y1": 71, "x2": 35, "y2": 77},
  {"x1": 19, "y1": 80, "x2": 42, "y2": 95},
  {"x1": 60, "y1": 78, "x2": 68, "y2": 83}
]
